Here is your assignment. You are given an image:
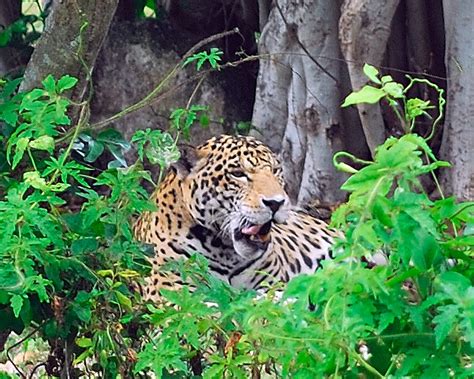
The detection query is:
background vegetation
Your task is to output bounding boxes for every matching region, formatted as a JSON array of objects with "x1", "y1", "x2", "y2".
[{"x1": 0, "y1": 1, "x2": 473, "y2": 378}]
